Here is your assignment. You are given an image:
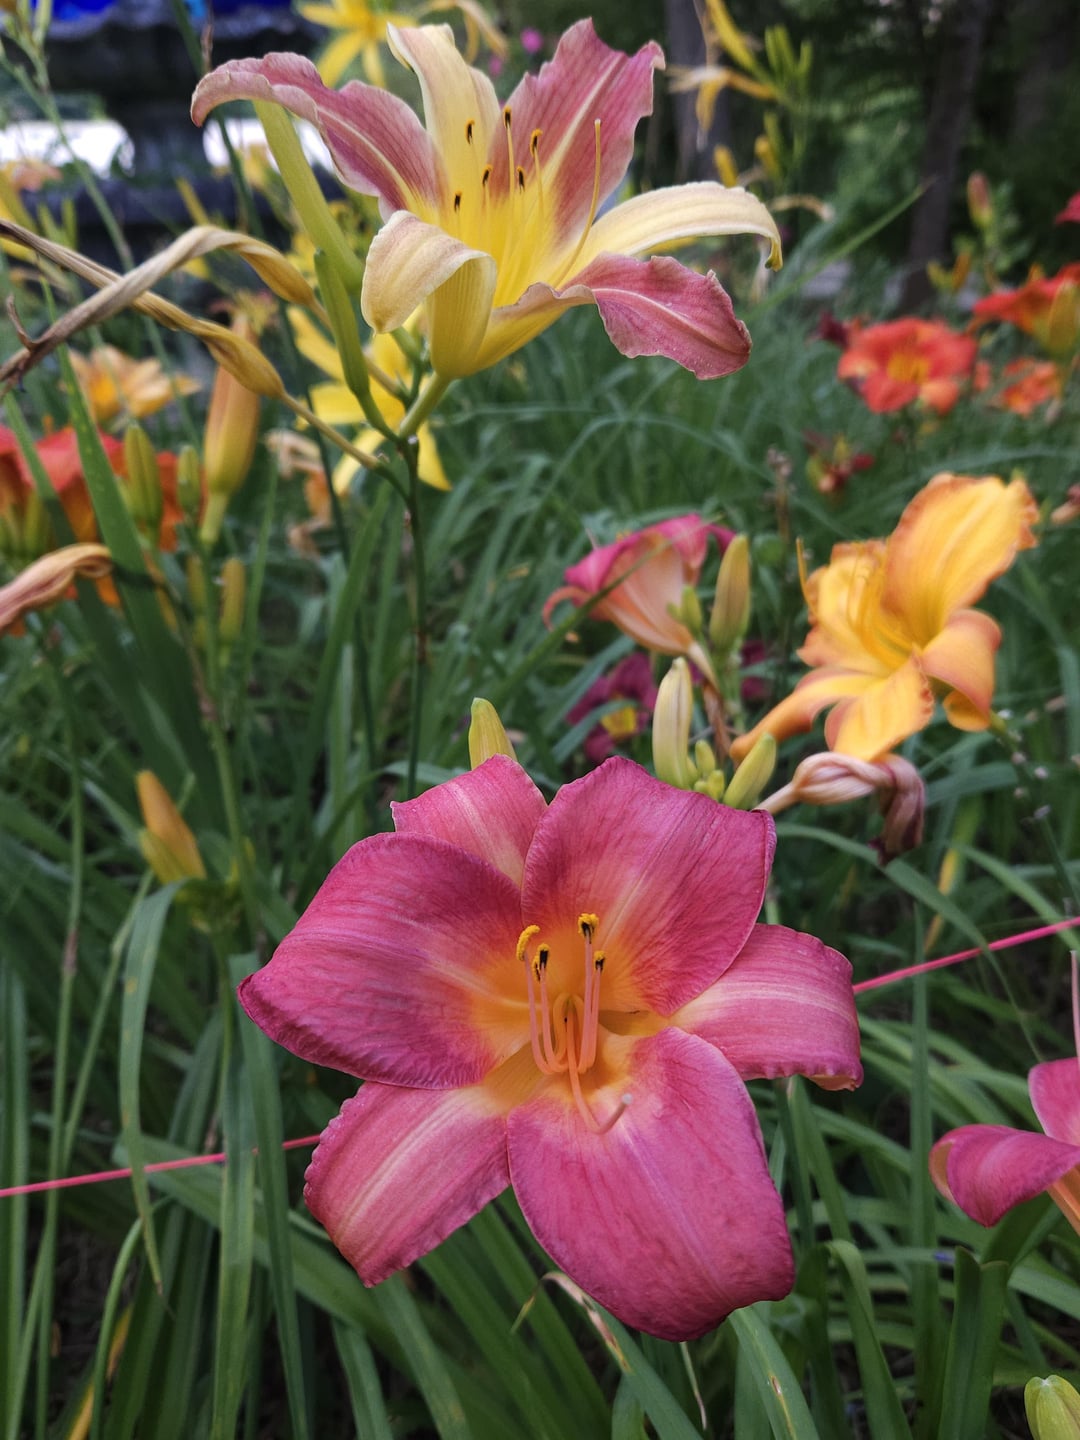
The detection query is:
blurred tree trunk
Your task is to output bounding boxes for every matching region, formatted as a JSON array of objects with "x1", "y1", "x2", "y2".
[
  {"x1": 662, "y1": 0, "x2": 730, "y2": 181},
  {"x1": 900, "y1": 0, "x2": 992, "y2": 310},
  {"x1": 1010, "y1": 0, "x2": 1078, "y2": 141}
]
